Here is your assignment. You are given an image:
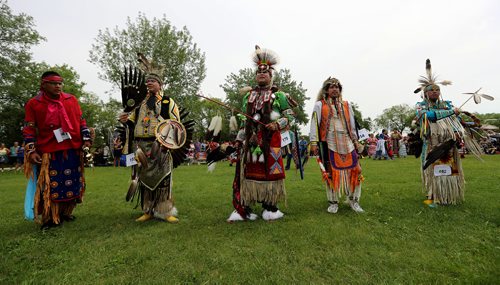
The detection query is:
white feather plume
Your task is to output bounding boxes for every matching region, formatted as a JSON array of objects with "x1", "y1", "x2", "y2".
[
  {"x1": 414, "y1": 59, "x2": 452, "y2": 94},
  {"x1": 439, "y1": 80, "x2": 452, "y2": 86},
  {"x1": 229, "y1": 116, "x2": 238, "y2": 132},
  {"x1": 208, "y1": 116, "x2": 217, "y2": 131},
  {"x1": 239, "y1": 86, "x2": 252, "y2": 95},
  {"x1": 270, "y1": 111, "x2": 280, "y2": 121},
  {"x1": 473, "y1": 94, "x2": 481, "y2": 104},
  {"x1": 213, "y1": 116, "x2": 222, "y2": 136},
  {"x1": 481, "y1": 94, "x2": 494, "y2": 101},
  {"x1": 253, "y1": 46, "x2": 279, "y2": 68},
  {"x1": 207, "y1": 162, "x2": 217, "y2": 173}
]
